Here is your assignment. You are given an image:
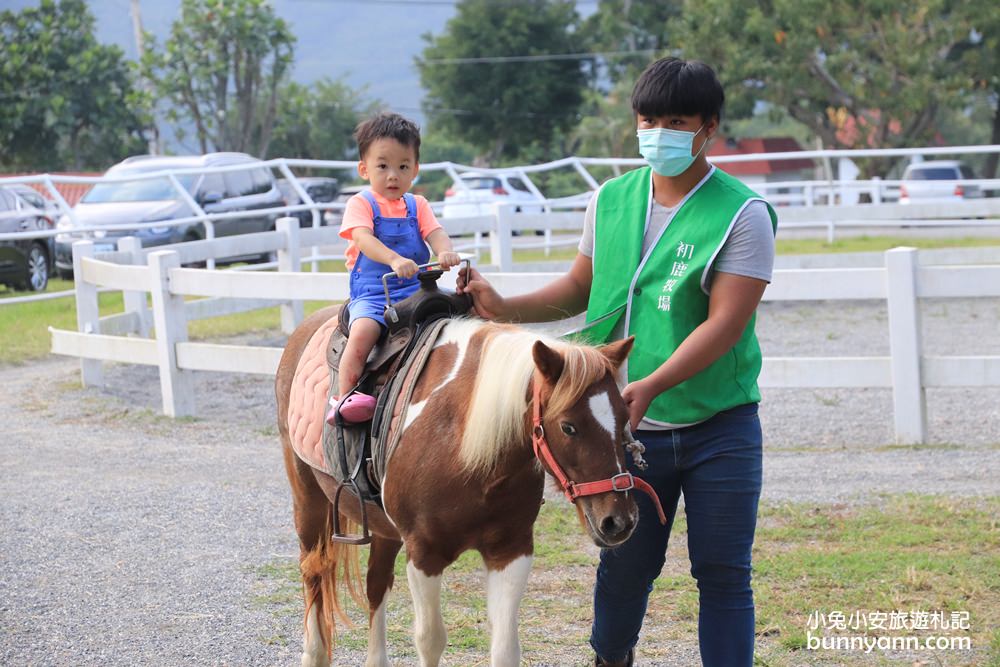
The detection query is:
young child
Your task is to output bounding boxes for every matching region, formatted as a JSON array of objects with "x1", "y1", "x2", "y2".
[{"x1": 328, "y1": 112, "x2": 460, "y2": 425}]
